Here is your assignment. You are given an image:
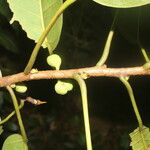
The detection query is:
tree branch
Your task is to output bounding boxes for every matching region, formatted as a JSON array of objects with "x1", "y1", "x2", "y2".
[{"x1": 0, "y1": 66, "x2": 150, "y2": 87}]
